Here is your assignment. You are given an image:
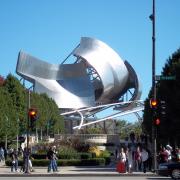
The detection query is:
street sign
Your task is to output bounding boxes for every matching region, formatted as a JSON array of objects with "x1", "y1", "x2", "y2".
[{"x1": 155, "y1": 75, "x2": 176, "y2": 81}]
